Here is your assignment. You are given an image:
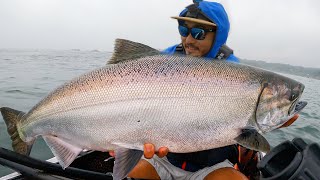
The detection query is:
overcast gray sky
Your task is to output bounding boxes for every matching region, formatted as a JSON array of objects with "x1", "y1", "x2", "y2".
[{"x1": 0, "y1": 0, "x2": 319, "y2": 68}]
